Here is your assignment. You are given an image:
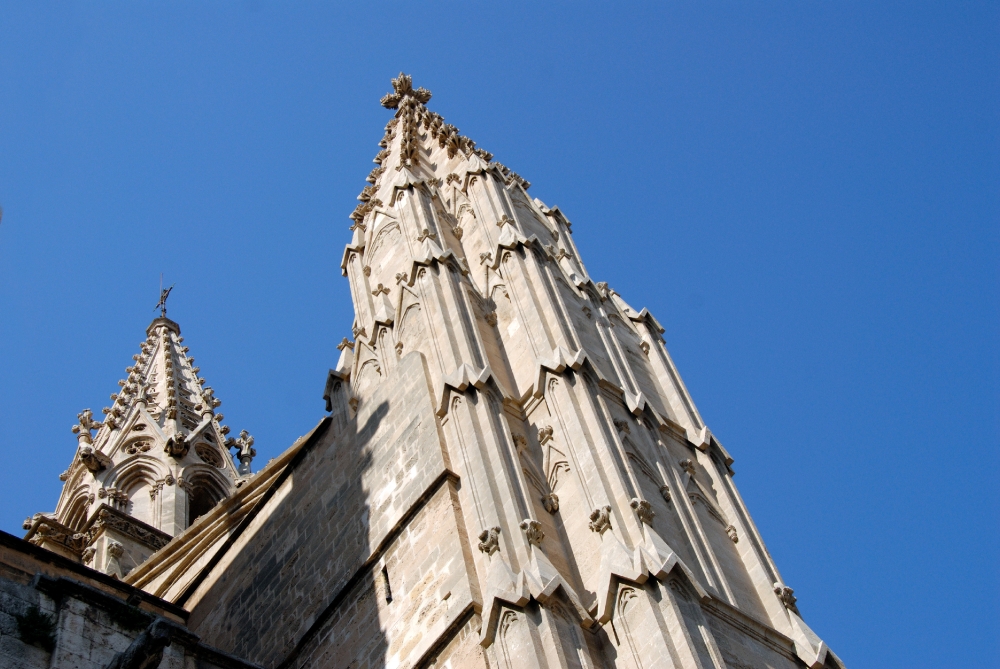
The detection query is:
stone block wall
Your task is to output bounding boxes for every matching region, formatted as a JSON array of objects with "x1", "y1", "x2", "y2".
[
  {"x1": 186, "y1": 352, "x2": 466, "y2": 669},
  {"x1": 0, "y1": 531, "x2": 259, "y2": 669}
]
